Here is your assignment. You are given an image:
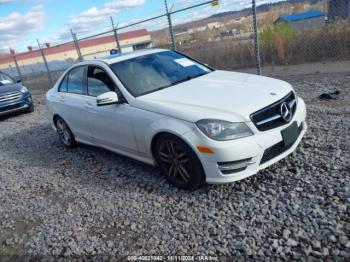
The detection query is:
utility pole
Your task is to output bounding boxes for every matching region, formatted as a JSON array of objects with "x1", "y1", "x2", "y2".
[
  {"x1": 37, "y1": 39, "x2": 53, "y2": 85},
  {"x1": 164, "y1": 0, "x2": 176, "y2": 50},
  {"x1": 71, "y1": 29, "x2": 83, "y2": 61},
  {"x1": 111, "y1": 16, "x2": 122, "y2": 53},
  {"x1": 252, "y1": 0, "x2": 261, "y2": 75}
]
